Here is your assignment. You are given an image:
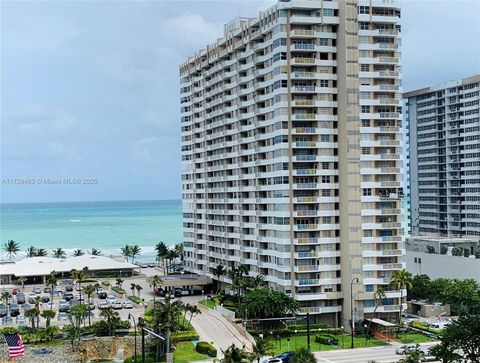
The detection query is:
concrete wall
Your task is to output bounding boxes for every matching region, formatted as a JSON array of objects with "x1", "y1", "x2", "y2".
[{"x1": 406, "y1": 251, "x2": 480, "y2": 281}]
